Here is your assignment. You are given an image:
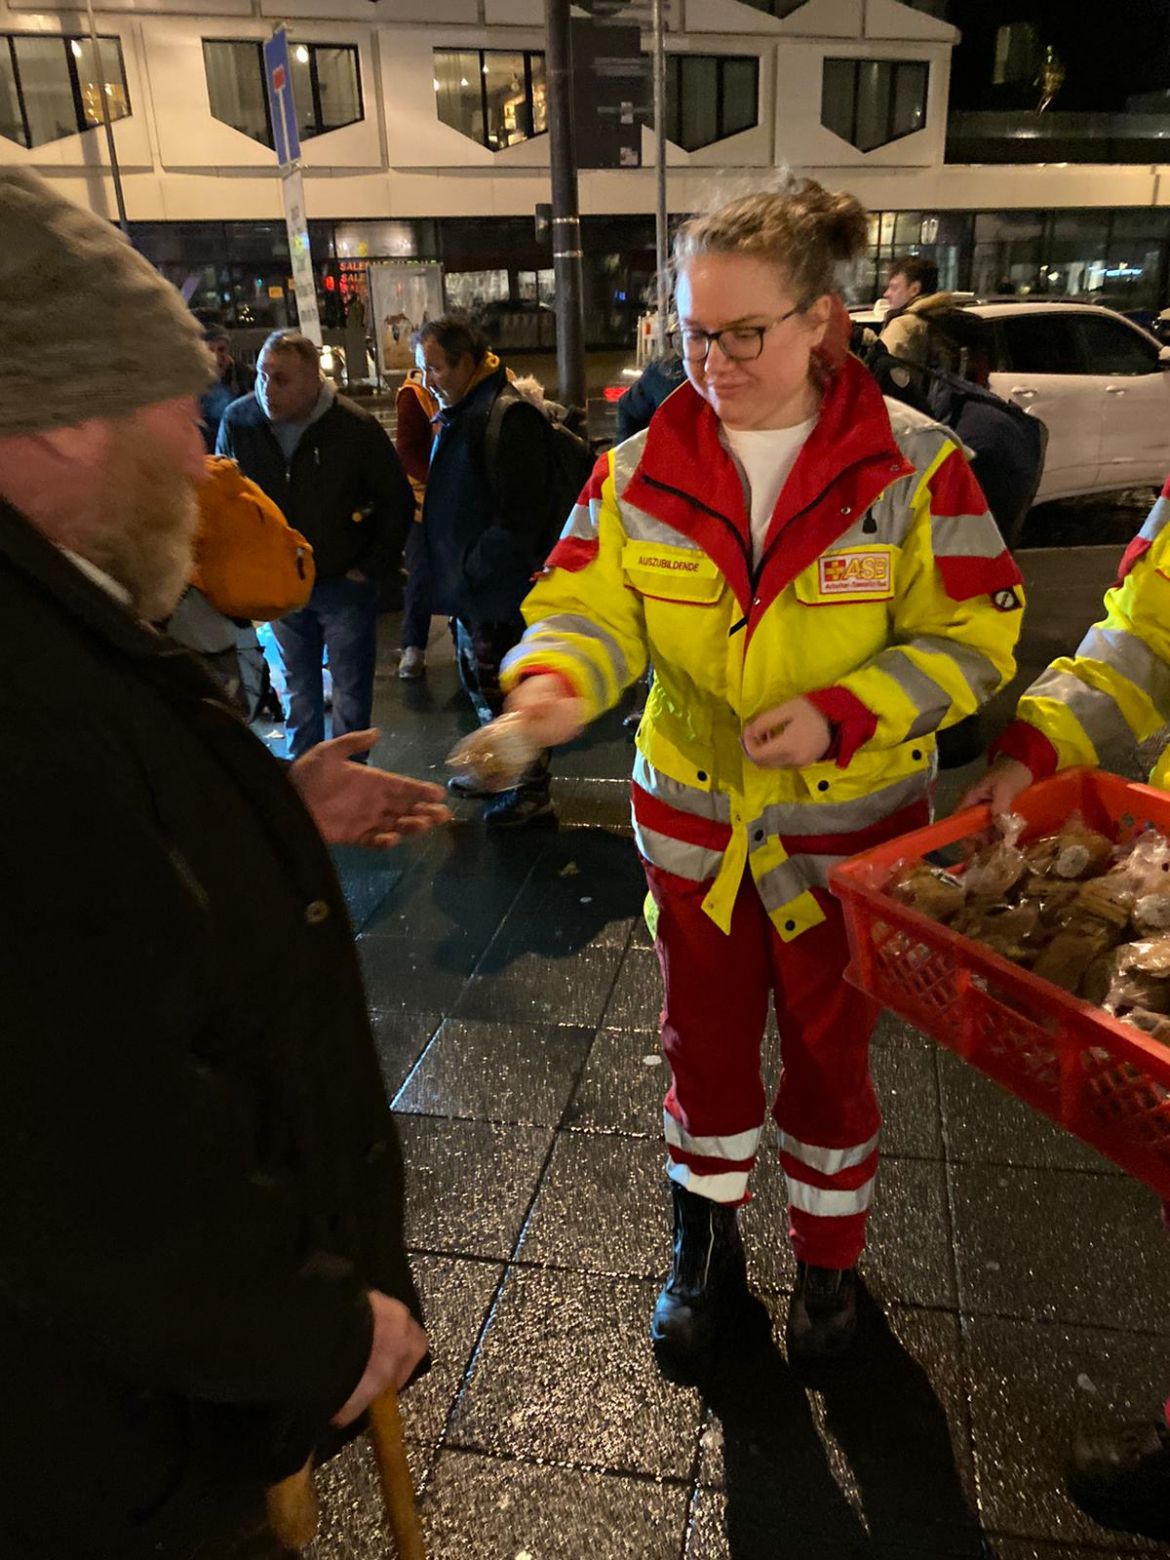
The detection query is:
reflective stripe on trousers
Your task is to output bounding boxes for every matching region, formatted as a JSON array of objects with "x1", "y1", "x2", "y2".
[{"x1": 645, "y1": 859, "x2": 881, "y2": 1268}]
